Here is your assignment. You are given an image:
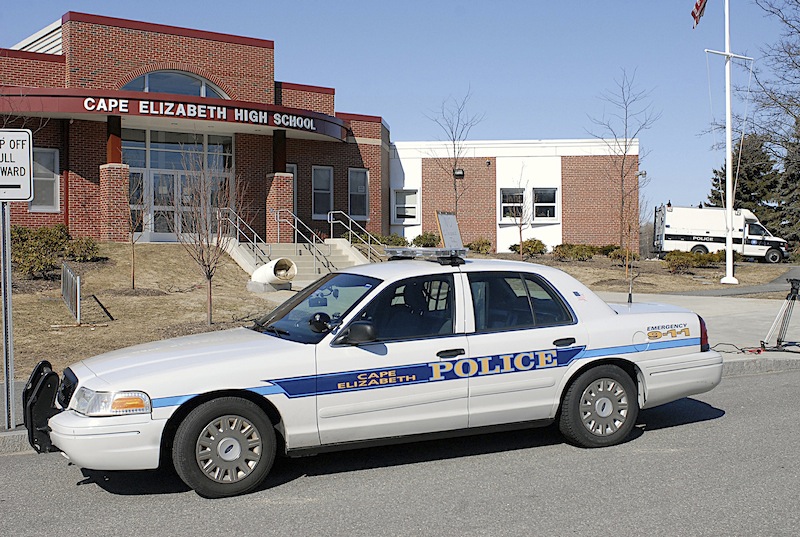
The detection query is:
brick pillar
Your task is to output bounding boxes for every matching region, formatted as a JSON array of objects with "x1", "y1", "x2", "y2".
[
  {"x1": 265, "y1": 172, "x2": 294, "y2": 243},
  {"x1": 100, "y1": 163, "x2": 130, "y2": 242}
]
